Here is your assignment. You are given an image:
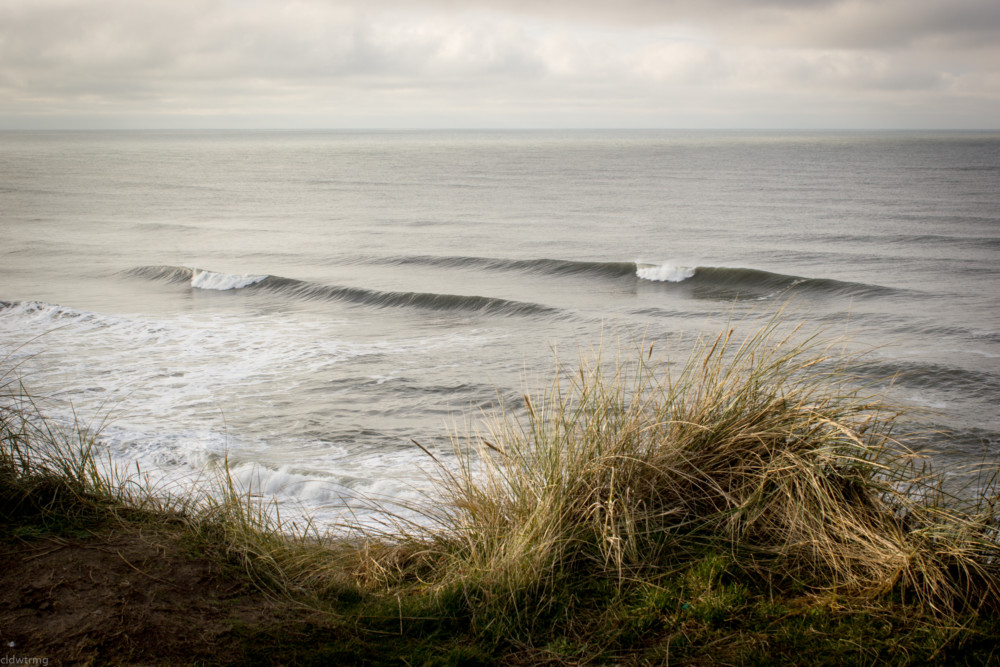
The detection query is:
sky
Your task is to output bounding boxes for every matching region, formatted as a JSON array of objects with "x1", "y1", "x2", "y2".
[{"x1": 1, "y1": 0, "x2": 998, "y2": 129}]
